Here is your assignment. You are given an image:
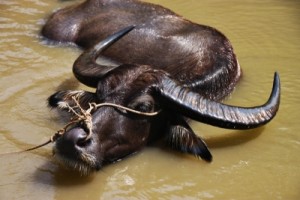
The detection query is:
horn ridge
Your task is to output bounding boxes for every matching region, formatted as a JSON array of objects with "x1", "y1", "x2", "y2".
[{"x1": 155, "y1": 72, "x2": 280, "y2": 129}]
